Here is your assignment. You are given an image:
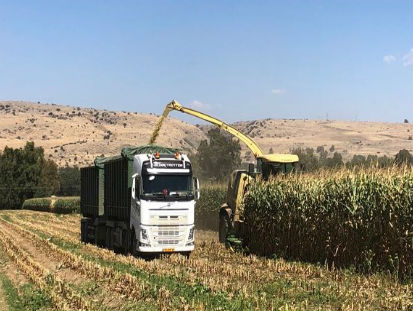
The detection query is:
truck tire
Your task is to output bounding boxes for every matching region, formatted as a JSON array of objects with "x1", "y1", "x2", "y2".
[
  {"x1": 81, "y1": 220, "x2": 86, "y2": 243},
  {"x1": 122, "y1": 229, "x2": 131, "y2": 255},
  {"x1": 180, "y1": 251, "x2": 191, "y2": 259},
  {"x1": 219, "y1": 213, "x2": 230, "y2": 243},
  {"x1": 105, "y1": 226, "x2": 113, "y2": 250},
  {"x1": 130, "y1": 230, "x2": 137, "y2": 256},
  {"x1": 95, "y1": 225, "x2": 105, "y2": 247}
]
